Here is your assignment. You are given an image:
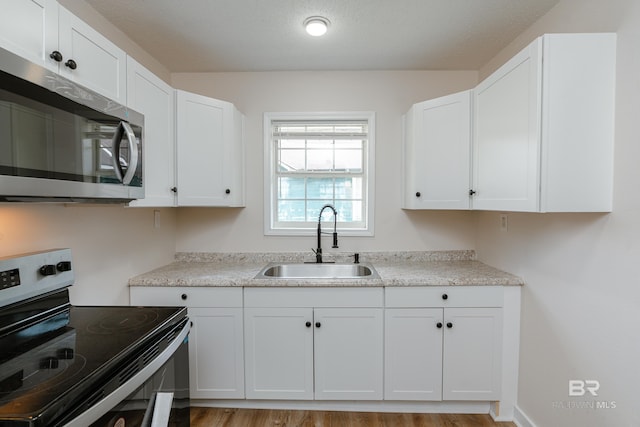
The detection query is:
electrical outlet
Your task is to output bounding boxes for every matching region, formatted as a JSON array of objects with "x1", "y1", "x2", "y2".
[{"x1": 499, "y1": 213, "x2": 508, "y2": 232}]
